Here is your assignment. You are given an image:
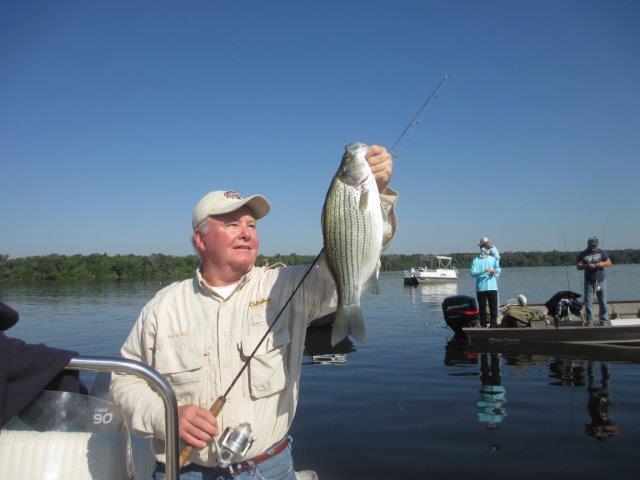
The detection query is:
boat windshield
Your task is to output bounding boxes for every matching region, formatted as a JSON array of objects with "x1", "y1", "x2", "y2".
[
  {"x1": 419, "y1": 255, "x2": 454, "y2": 270},
  {"x1": 436, "y1": 257, "x2": 453, "y2": 269},
  {"x1": 1, "y1": 390, "x2": 134, "y2": 479}
]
